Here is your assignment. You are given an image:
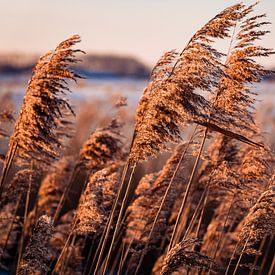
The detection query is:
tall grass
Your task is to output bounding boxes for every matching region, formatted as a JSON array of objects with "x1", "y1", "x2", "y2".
[{"x1": 0, "y1": 2, "x2": 274, "y2": 275}]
